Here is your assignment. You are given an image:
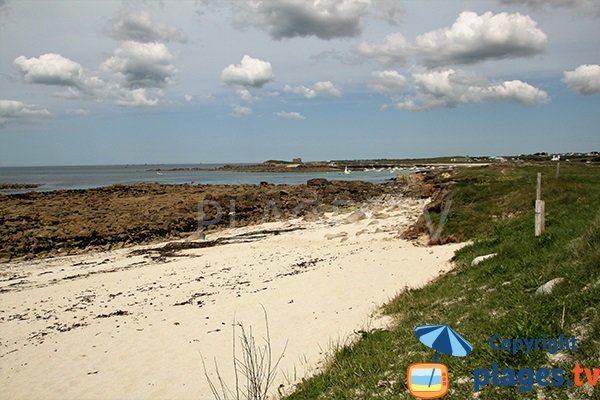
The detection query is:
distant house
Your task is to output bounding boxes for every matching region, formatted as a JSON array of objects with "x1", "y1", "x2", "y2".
[
  {"x1": 551, "y1": 155, "x2": 560, "y2": 161},
  {"x1": 450, "y1": 157, "x2": 472, "y2": 162},
  {"x1": 292, "y1": 158, "x2": 302, "y2": 163}
]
